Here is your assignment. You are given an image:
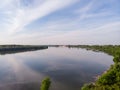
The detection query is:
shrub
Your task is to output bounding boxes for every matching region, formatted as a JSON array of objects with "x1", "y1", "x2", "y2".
[
  {"x1": 113, "y1": 55, "x2": 120, "y2": 63},
  {"x1": 41, "y1": 77, "x2": 51, "y2": 90}
]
